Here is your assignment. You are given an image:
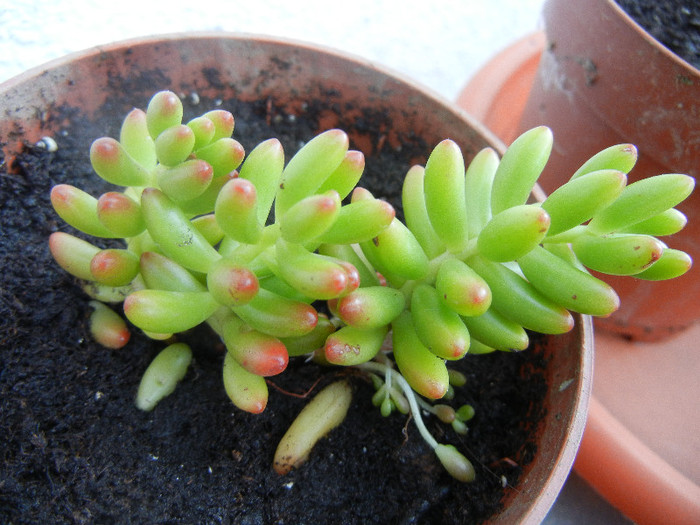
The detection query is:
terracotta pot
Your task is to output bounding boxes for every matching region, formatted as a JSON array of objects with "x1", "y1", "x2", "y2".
[
  {"x1": 515, "y1": 0, "x2": 700, "y2": 342},
  {"x1": 456, "y1": 6, "x2": 700, "y2": 523},
  {"x1": 0, "y1": 33, "x2": 592, "y2": 523}
]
